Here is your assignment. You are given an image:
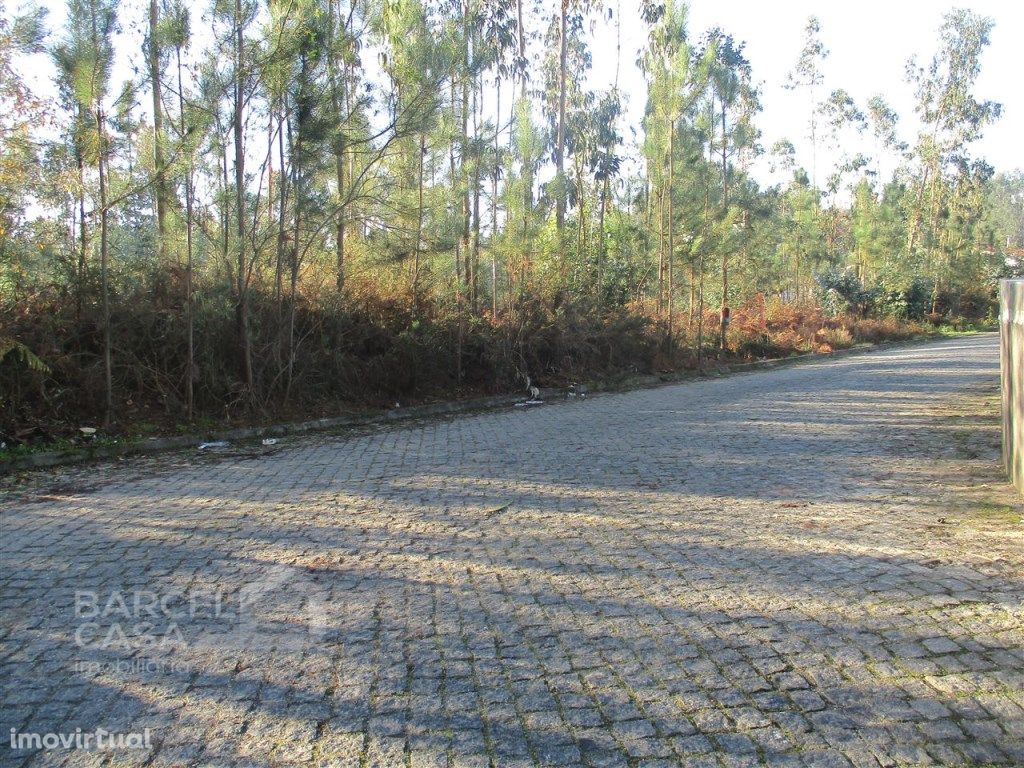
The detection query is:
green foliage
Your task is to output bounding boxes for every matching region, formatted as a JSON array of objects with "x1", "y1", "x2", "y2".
[
  {"x1": 874, "y1": 276, "x2": 934, "y2": 320},
  {"x1": 0, "y1": 337, "x2": 50, "y2": 373},
  {"x1": 814, "y1": 267, "x2": 876, "y2": 316}
]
